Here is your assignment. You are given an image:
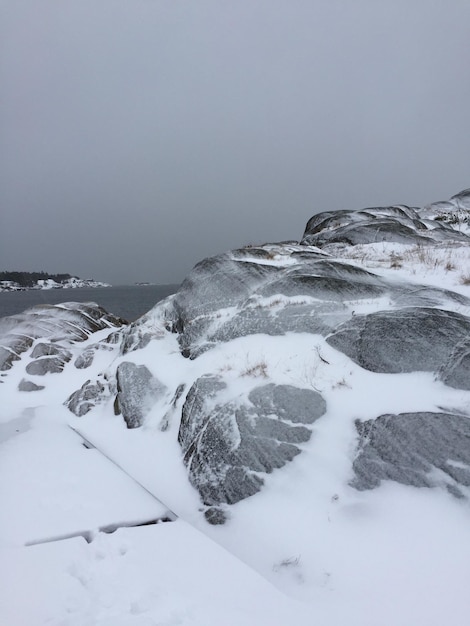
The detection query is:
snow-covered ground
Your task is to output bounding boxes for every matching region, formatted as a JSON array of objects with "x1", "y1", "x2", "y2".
[
  {"x1": 2, "y1": 214, "x2": 470, "y2": 625},
  {"x1": 331, "y1": 239, "x2": 470, "y2": 298}
]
